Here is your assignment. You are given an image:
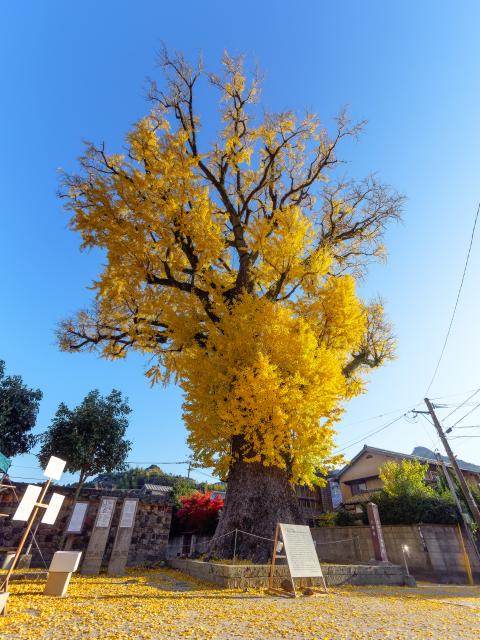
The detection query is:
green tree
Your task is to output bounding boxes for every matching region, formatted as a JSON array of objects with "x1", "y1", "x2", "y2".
[
  {"x1": 364, "y1": 458, "x2": 458, "y2": 525},
  {"x1": 172, "y1": 477, "x2": 197, "y2": 508},
  {"x1": 38, "y1": 389, "x2": 132, "y2": 503},
  {"x1": 379, "y1": 458, "x2": 434, "y2": 498},
  {"x1": 0, "y1": 359, "x2": 42, "y2": 457}
]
